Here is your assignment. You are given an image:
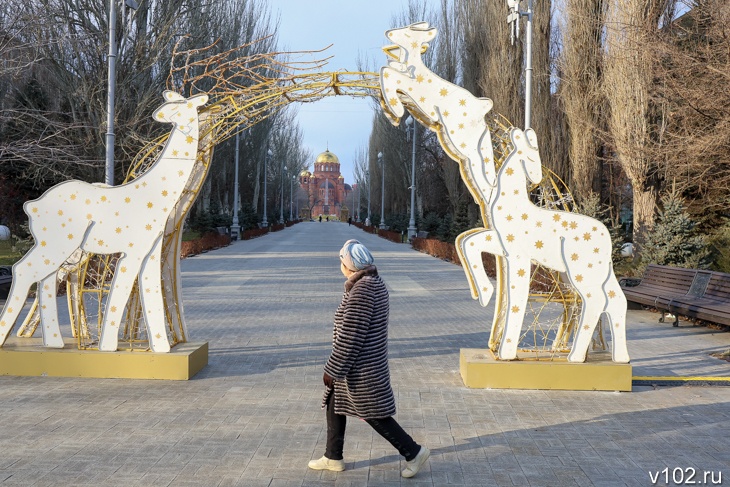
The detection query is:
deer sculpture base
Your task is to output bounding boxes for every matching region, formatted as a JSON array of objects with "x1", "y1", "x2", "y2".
[
  {"x1": 460, "y1": 348, "x2": 632, "y2": 391},
  {"x1": 0, "y1": 335, "x2": 208, "y2": 380}
]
